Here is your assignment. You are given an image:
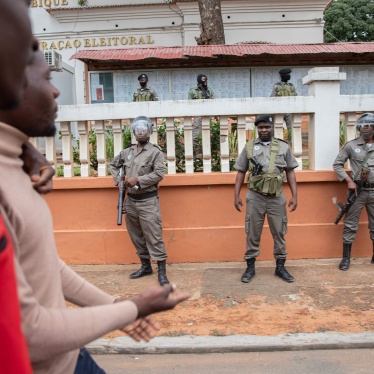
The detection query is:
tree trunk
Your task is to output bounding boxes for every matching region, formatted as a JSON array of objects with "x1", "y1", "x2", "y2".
[{"x1": 196, "y1": 0, "x2": 225, "y2": 45}]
